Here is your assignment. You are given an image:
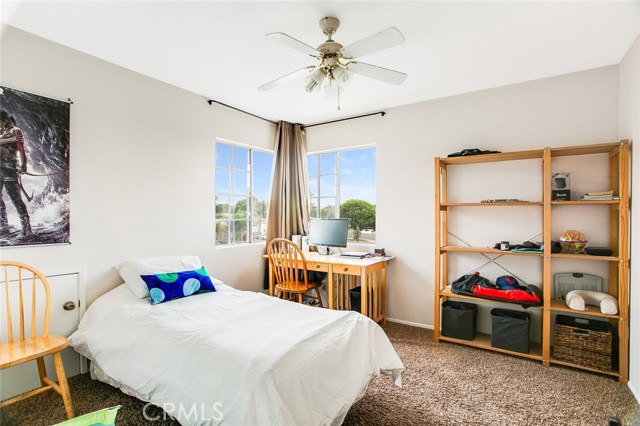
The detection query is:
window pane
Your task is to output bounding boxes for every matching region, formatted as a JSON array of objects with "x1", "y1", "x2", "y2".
[
  {"x1": 308, "y1": 154, "x2": 319, "y2": 176},
  {"x1": 216, "y1": 169, "x2": 230, "y2": 193},
  {"x1": 216, "y1": 221, "x2": 229, "y2": 245},
  {"x1": 233, "y1": 146, "x2": 249, "y2": 171},
  {"x1": 339, "y1": 147, "x2": 376, "y2": 204},
  {"x1": 339, "y1": 147, "x2": 376, "y2": 243},
  {"x1": 216, "y1": 143, "x2": 230, "y2": 168},
  {"x1": 309, "y1": 175, "x2": 318, "y2": 198},
  {"x1": 234, "y1": 171, "x2": 249, "y2": 195},
  {"x1": 233, "y1": 220, "x2": 248, "y2": 244},
  {"x1": 320, "y1": 175, "x2": 336, "y2": 197},
  {"x1": 253, "y1": 151, "x2": 273, "y2": 202},
  {"x1": 252, "y1": 217, "x2": 267, "y2": 241},
  {"x1": 310, "y1": 198, "x2": 319, "y2": 218},
  {"x1": 320, "y1": 198, "x2": 336, "y2": 219},
  {"x1": 216, "y1": 195, "x2": 232, "y2": 219},
  {"x1": 234, "y1": 196, "x2": 248, "y2": 219},
  {"x1": 320, "y1": 152, "x2": 336, "y2": 175}
]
